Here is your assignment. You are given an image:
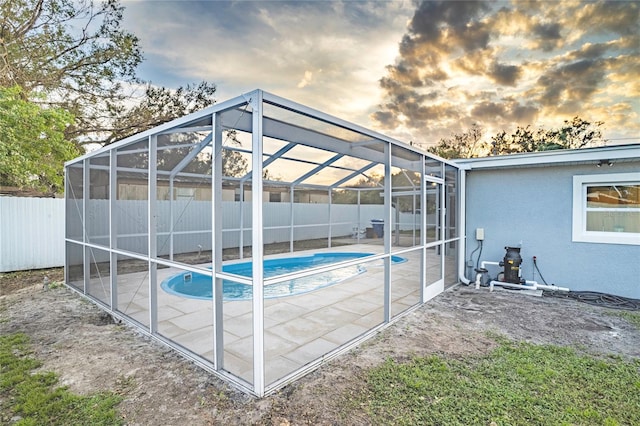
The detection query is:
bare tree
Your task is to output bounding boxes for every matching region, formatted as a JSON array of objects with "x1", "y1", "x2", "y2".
[{"x1": 427, "y1": 124, "x2": 486, "y2": 159}]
